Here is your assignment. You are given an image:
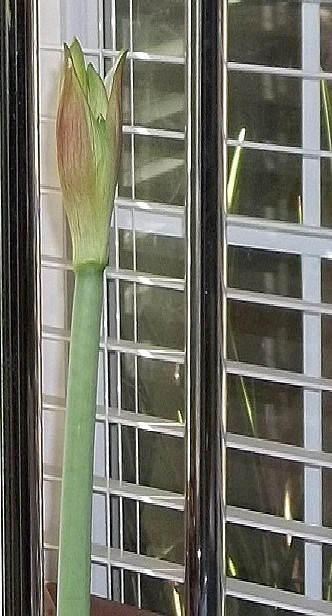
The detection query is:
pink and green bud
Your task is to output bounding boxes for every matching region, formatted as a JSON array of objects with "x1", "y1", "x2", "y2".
[{"x1": 56, "y1": 38, "x2": 127, "y2": 268}]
